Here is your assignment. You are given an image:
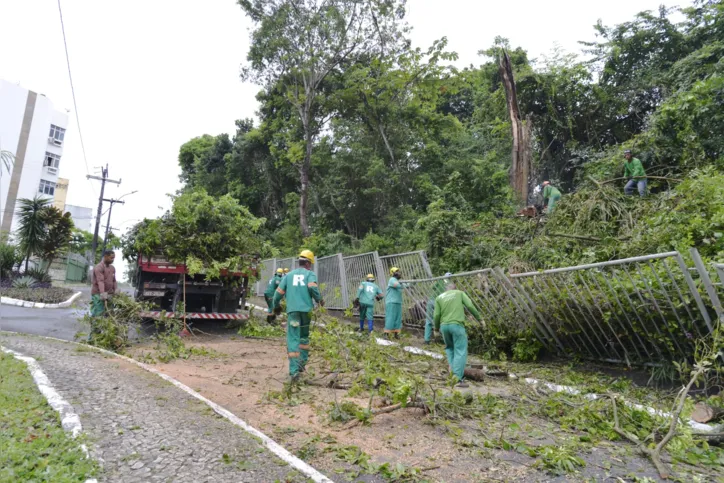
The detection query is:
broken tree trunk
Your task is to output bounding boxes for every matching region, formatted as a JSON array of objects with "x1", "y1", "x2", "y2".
[
  {"x1": 499, "y1": 49, "x2": 533, "y2": 205},
  {"x1": 692, "y1": 402, "x2": 724, "y2": 424}
]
